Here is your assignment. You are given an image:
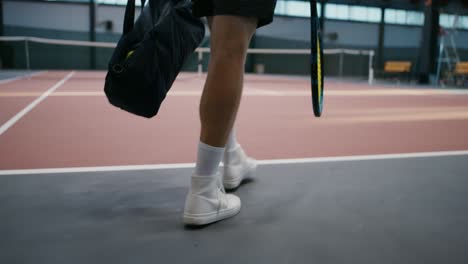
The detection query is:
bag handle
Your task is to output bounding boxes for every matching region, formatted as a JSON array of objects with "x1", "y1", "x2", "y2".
[{"x1": 123, "y1": 0, "x2": 147, "y2": 34}]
